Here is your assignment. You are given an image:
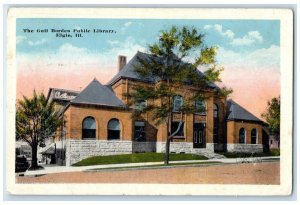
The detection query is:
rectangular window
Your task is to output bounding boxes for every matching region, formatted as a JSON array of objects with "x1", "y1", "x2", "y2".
[
  {"x1": 171, "y1": 122, "x2": 184, "y2": 137},
  {"x1": 173, "y1": 96, "x2": 183, "y2": 112},
  {"x1": 134, "y1": 121, "x2": 146, "y2": 141}
]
